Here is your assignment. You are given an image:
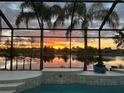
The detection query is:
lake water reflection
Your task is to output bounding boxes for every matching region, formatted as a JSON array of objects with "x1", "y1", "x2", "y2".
[{"x1": 0, "y1": 56, "x2": 124, "y2": 70}]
